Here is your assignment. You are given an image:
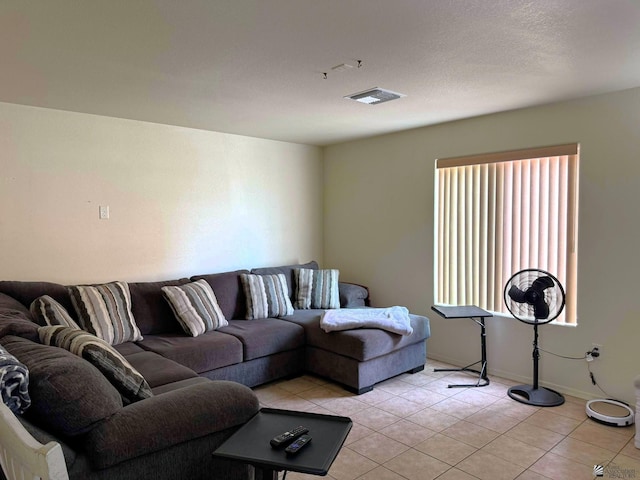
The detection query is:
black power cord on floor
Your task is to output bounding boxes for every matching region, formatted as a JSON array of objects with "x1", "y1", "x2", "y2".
[{"x1": 537, "y1": 347, "x2": 613, "y2": 398}]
